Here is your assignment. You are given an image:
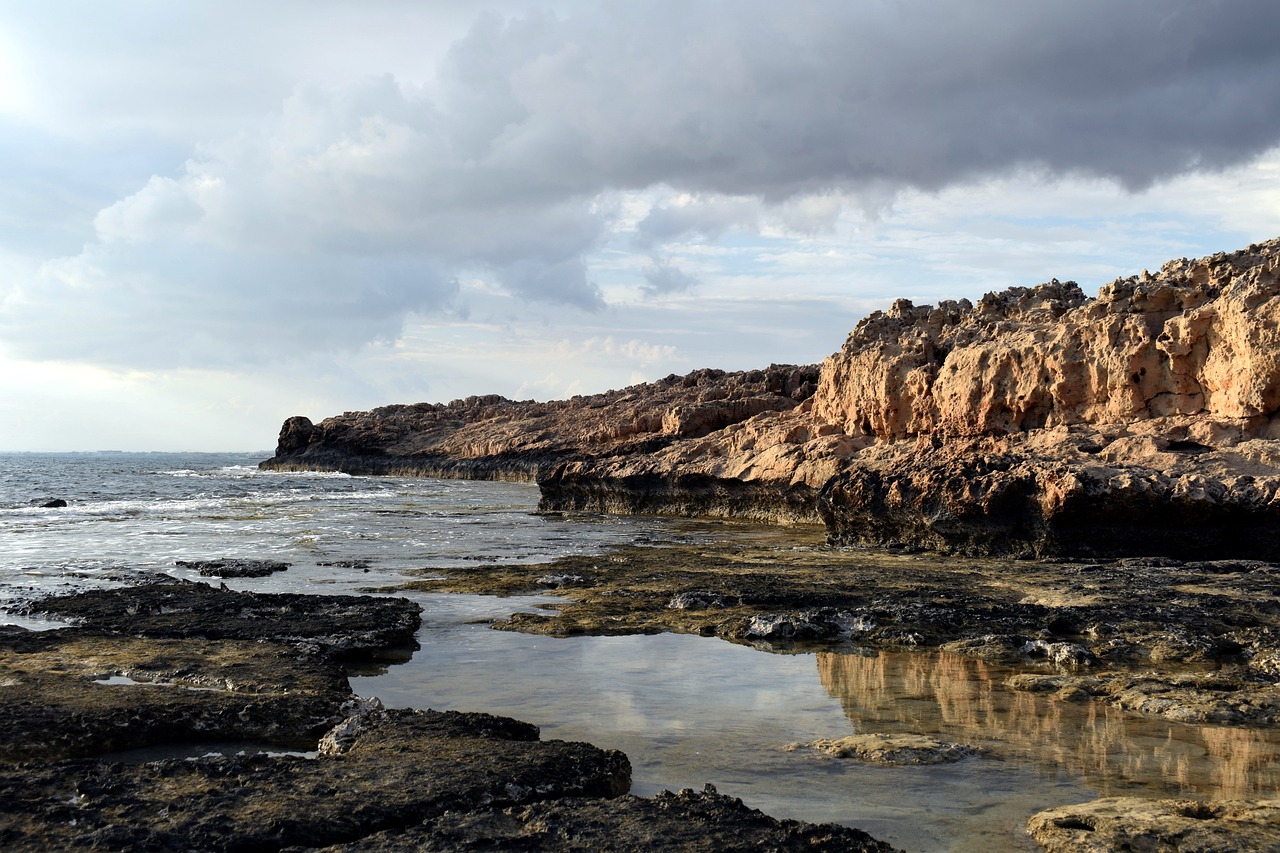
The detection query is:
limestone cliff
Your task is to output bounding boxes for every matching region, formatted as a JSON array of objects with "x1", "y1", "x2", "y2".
[
  {"x1": 813, "y1": 241, "x2": 1280, "y2": 438},
  {"x1": 810, "y1": 238, "x2": 1280, "y2": 557},
  {"x1": 264, "y1": 238, "x2": 1280, "y2": 558}
]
